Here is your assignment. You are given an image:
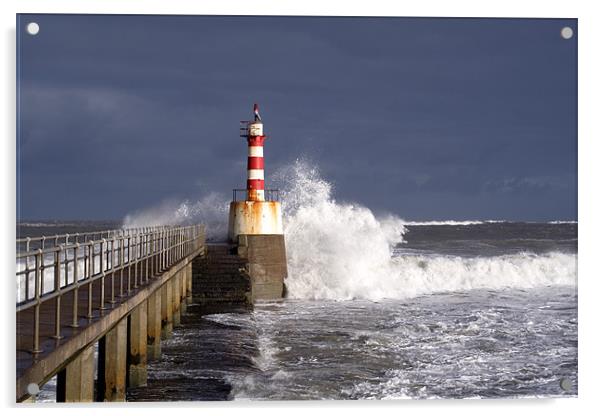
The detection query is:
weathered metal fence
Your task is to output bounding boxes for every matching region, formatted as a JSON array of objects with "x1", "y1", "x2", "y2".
[{"x1": 16, "y1": 224, "x2": 205, "y2": 354}]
